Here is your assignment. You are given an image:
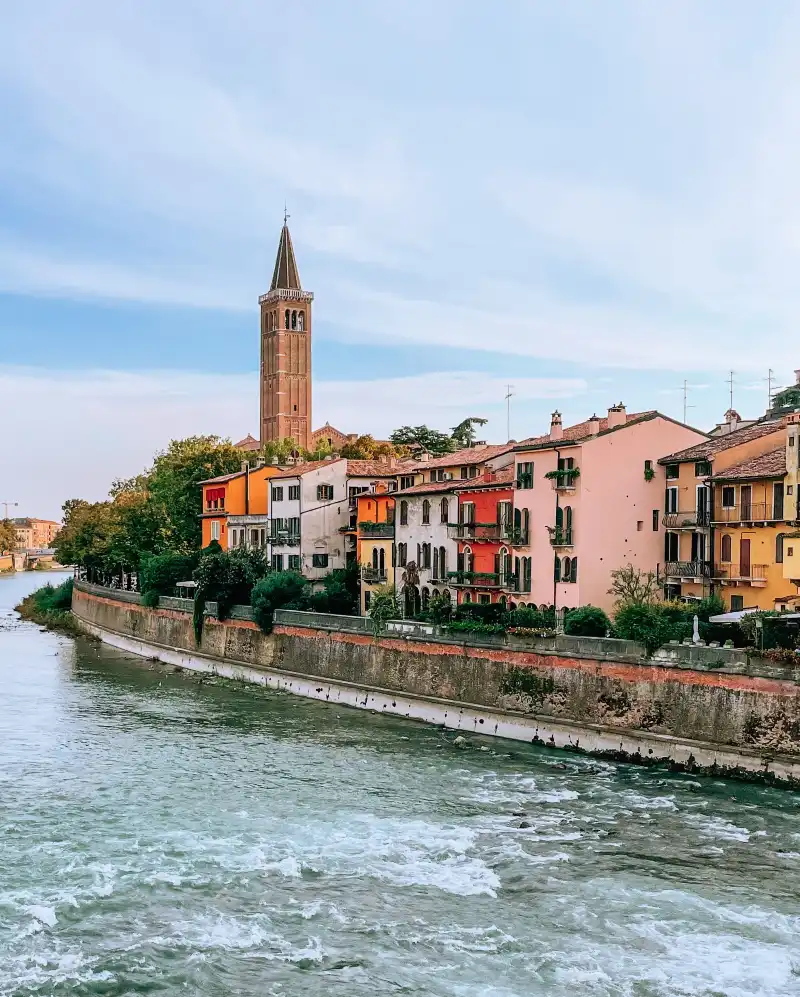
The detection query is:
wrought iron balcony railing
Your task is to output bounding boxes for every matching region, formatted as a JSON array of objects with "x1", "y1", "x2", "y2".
[
  {"x1": 361, "y1": 566, "x2": 387, "y2": 583},
  {"x1": 659, "y1": 560, "x2": 712, "y2": 579},
  {"x1": 549, "y1": 528, "x2": 574, "y2": 547},
  {"x1": 446, "y1": 570, "x2": 511, "y2": 588},
  {"x1": 662, "y1": 510, "x2": 711, "y2": 529},
  {"x1": 447, "y1": 522, "x2": 520, "y2": 542},
  {"x1": 713, "y1": 503, "x2": 785, "y2": 524}
]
